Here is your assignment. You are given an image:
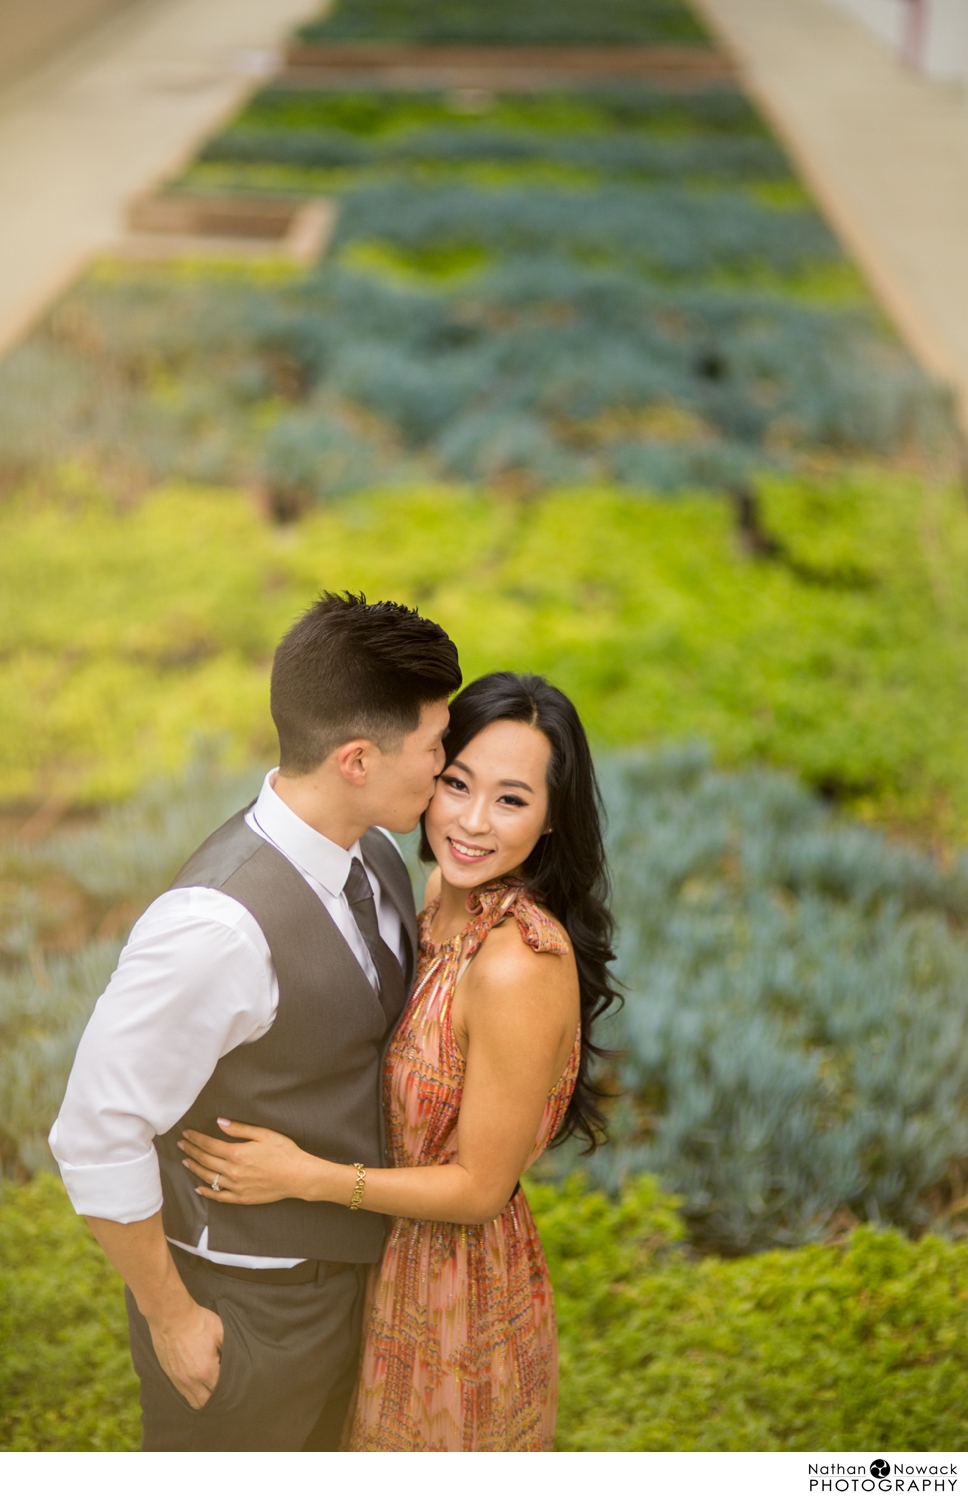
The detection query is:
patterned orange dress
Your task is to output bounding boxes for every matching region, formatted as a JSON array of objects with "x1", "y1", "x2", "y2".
[{"x1": 346, "y1": 878, "x2": 580, "y2": 1452}]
